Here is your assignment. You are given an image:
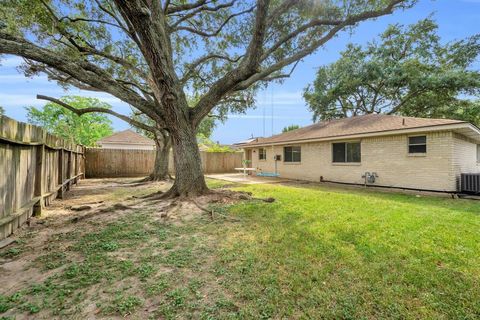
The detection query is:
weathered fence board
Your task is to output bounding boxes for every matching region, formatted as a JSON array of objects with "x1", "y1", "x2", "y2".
[
  {"x1": 0, "y1": 116, "x2": 84, "y2": 240},
  {"x1": 85, "y1": 148, "x2": 155, "y2": 178},
  {"x1": 85, "y1": 148, "x2": 242, "y2": 178}
]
